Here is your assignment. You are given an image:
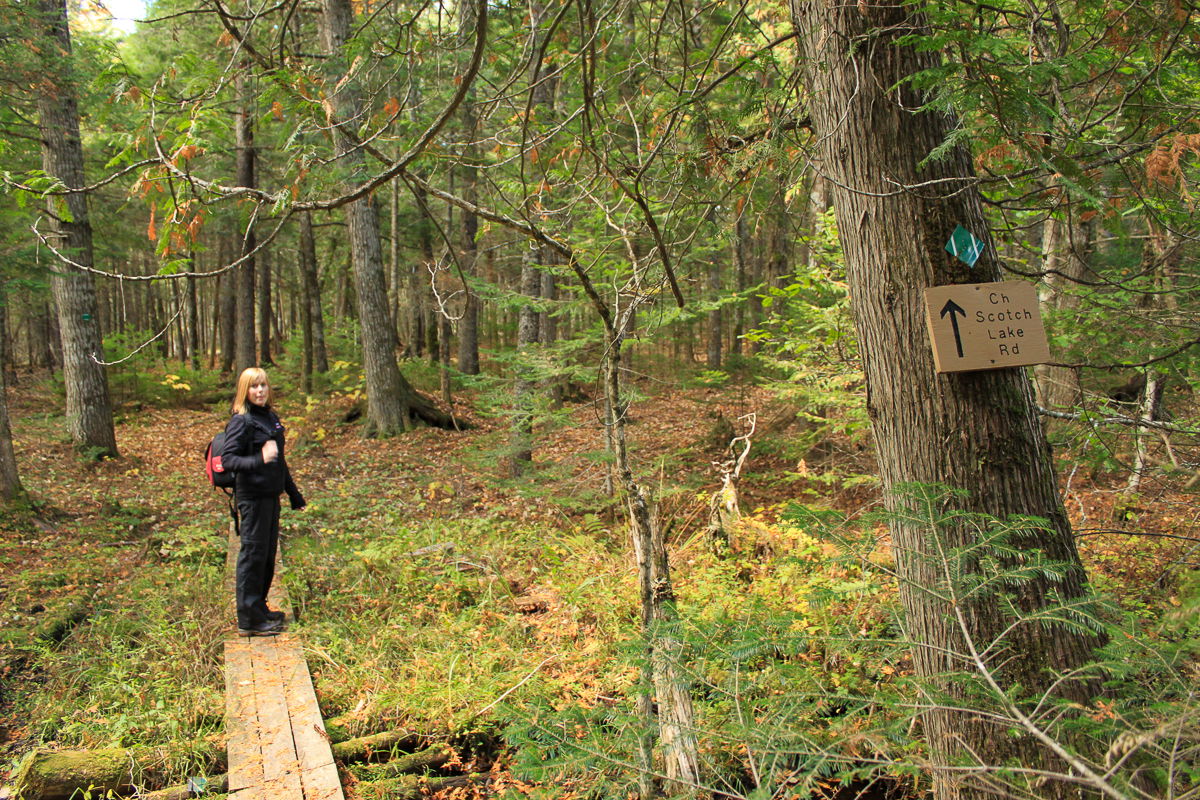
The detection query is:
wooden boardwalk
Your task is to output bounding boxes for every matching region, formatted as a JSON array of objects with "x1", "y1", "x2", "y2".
[{"x1": 225, "y1": 530, "x2": 344, "y2": 800}]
